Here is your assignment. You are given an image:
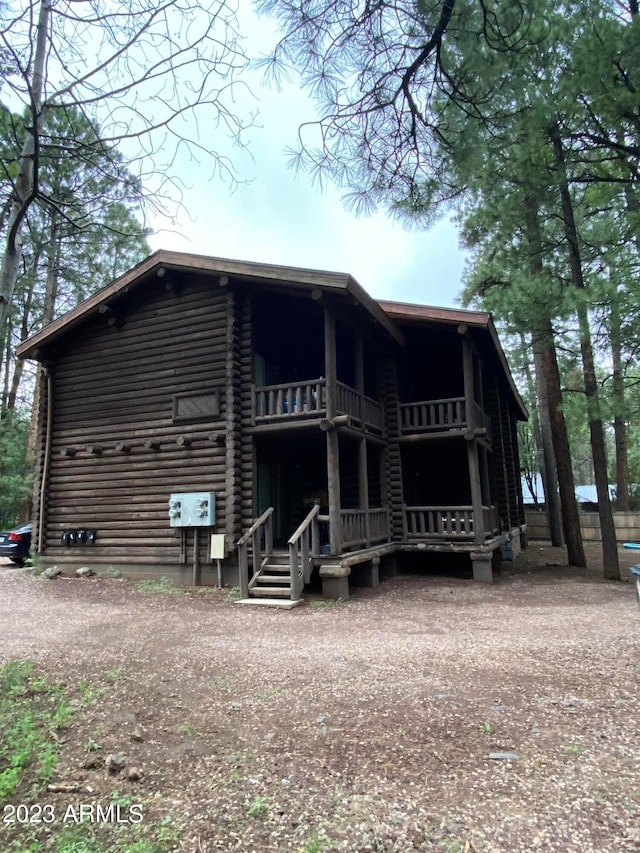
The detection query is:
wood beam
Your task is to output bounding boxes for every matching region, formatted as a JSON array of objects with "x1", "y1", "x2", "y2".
[
  {"x1": 324, "y1": 305, "x2": 341, "y2": 554},
  {"x1": 462, "y1": 336, "x2": 476, "y2": 428},
  {"x1": 467, "y1": 439, "x2": 485, "y2": 545},
  {"x1": 358, "y1": 437, "x2": 370, "y2": 546}
]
